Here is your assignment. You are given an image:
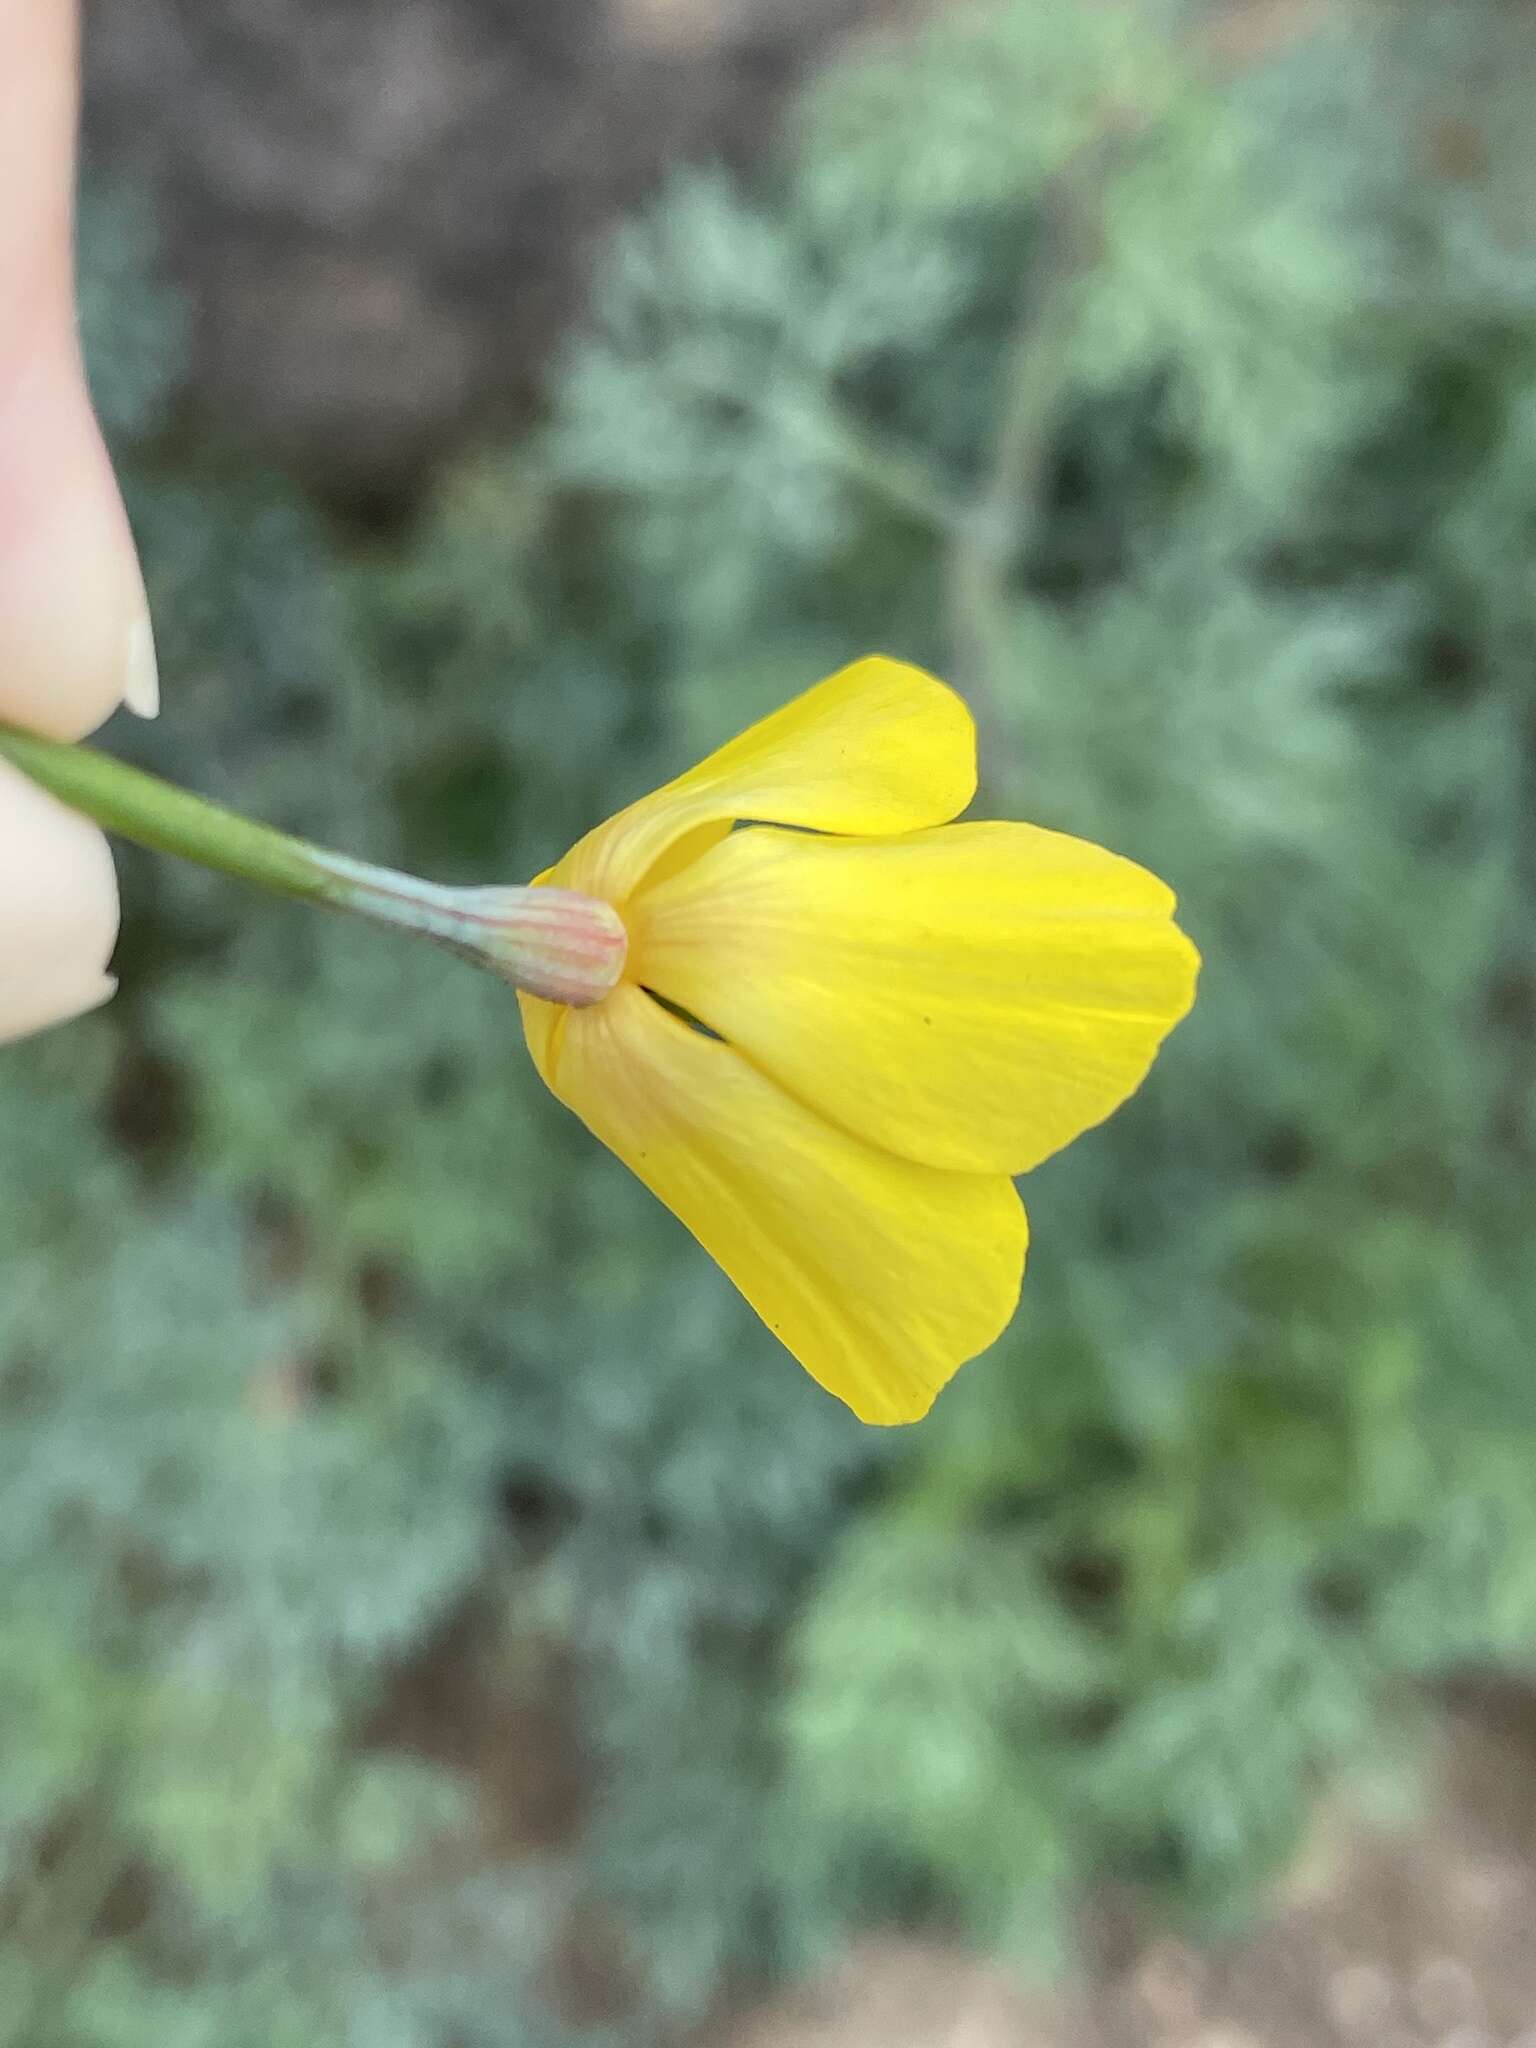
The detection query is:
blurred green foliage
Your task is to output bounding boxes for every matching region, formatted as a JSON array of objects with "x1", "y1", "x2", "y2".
[{"x1": 7, "y1": 1, "x2": 1536, "y2": 2039}]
